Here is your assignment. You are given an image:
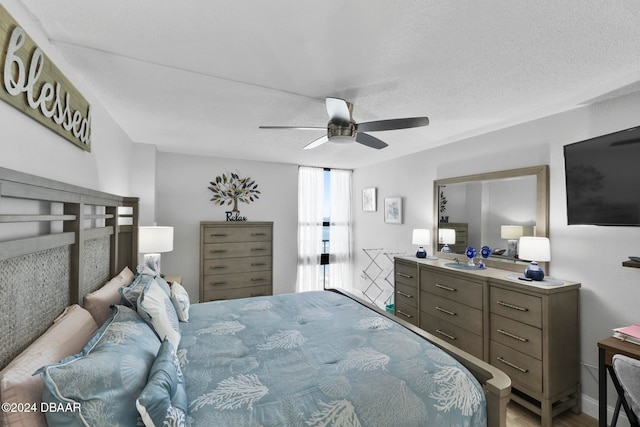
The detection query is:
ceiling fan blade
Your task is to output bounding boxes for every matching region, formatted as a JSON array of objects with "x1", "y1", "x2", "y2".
[
  {"x1": 303, "y1": 135, "x2": 329, "y2": 150},
  {"x1": 357, "y1": 117, "x2": 429, "y2": 133},
  {"x1": 355, "y1": 132, "x2": 388, "y2": 149},
  {"x1": 326, "y1": 97, "x2": 351, "y2": 124},
  {"x1": 259, "y1": 126, "x2": 325, "y2": 130}
]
